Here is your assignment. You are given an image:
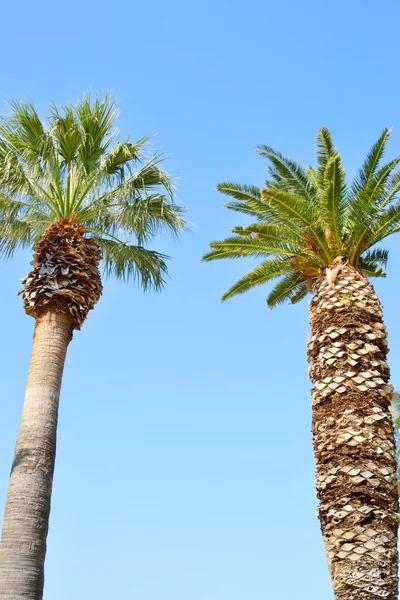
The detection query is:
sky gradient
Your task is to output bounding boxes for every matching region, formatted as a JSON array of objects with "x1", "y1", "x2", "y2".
[{"x1": 1, "y1": 1, "x2": 400, "y2": 599}]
